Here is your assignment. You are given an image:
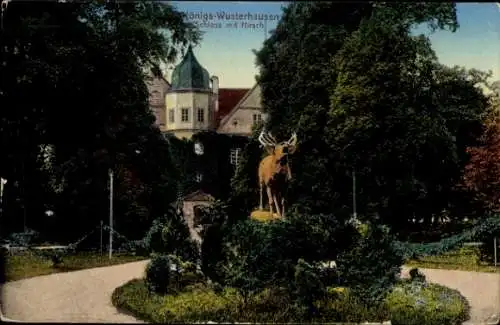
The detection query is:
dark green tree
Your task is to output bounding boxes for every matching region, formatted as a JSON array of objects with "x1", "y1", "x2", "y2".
[
  {"x1": 253, "y1": 1, "x2": 485, "y2": 232},
  {"x1": 0, "y1": 1, "x2": 200, "y2": 240}
]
